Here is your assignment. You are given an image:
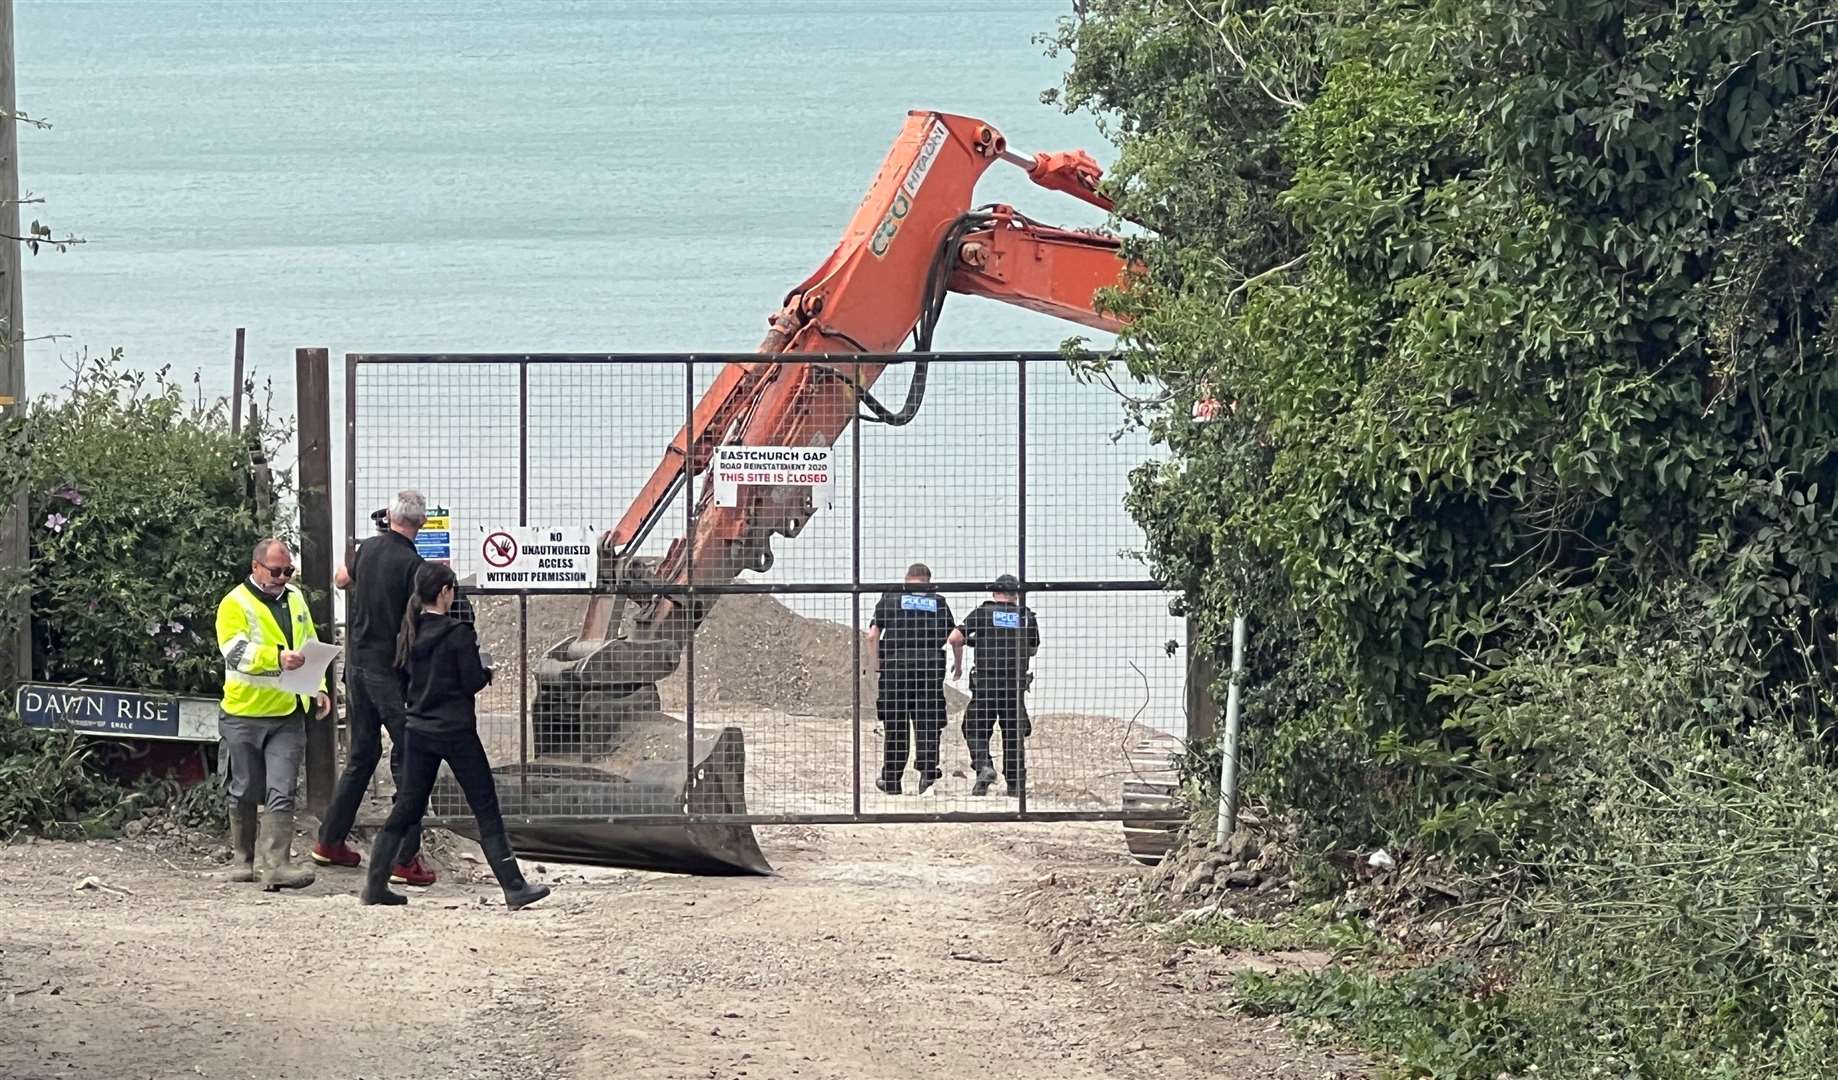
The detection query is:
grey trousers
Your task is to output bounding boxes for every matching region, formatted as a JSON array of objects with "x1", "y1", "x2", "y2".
[{"x1": 219, "y1": 710, "x2": 308, "y2": 813}]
